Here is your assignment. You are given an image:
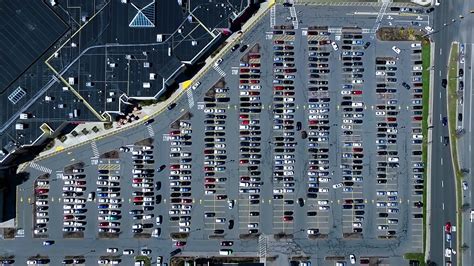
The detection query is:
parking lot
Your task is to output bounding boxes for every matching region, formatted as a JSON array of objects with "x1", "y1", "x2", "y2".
[{"x1": 11, "y1": 3, "x2": 430, "y2": 265}]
